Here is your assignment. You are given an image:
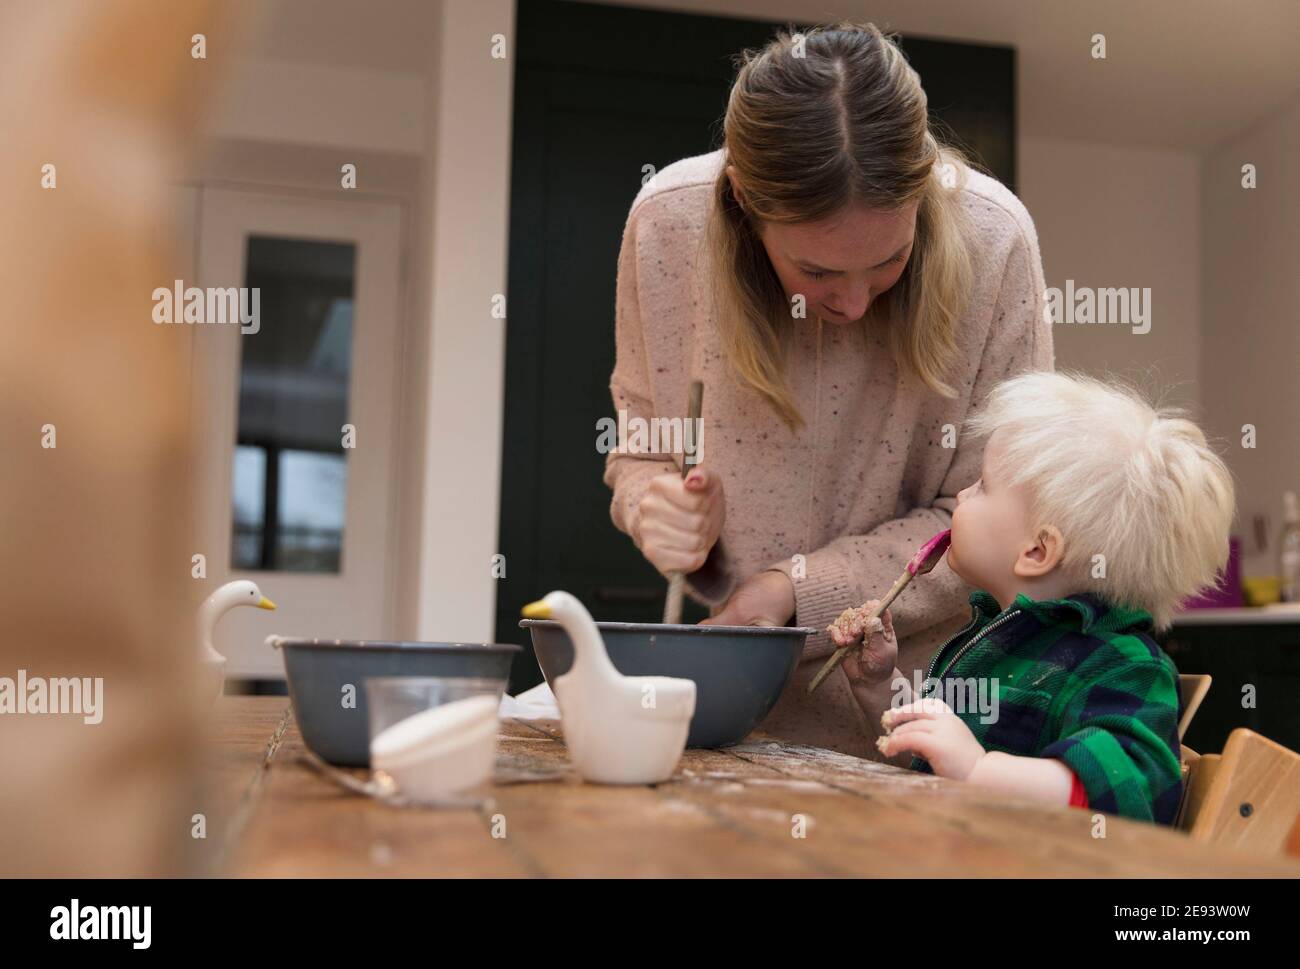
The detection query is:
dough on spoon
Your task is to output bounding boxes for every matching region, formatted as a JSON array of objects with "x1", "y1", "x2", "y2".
[{"x1": 827, "y1": 605, "x2": 884, "y2": 646}]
